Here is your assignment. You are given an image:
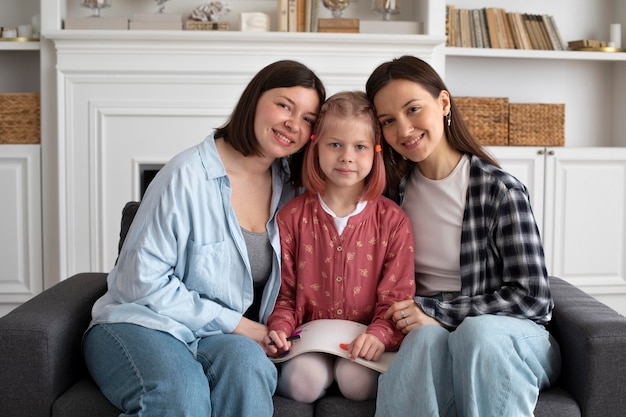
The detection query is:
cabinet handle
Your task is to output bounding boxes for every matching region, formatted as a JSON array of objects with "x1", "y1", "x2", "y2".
[
  {"x1": 548, "y1": 150, "x2": 555, "y2": 156},
  {"x1": 538, "y1": 149, "x2": 545, "y2": 155}
]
